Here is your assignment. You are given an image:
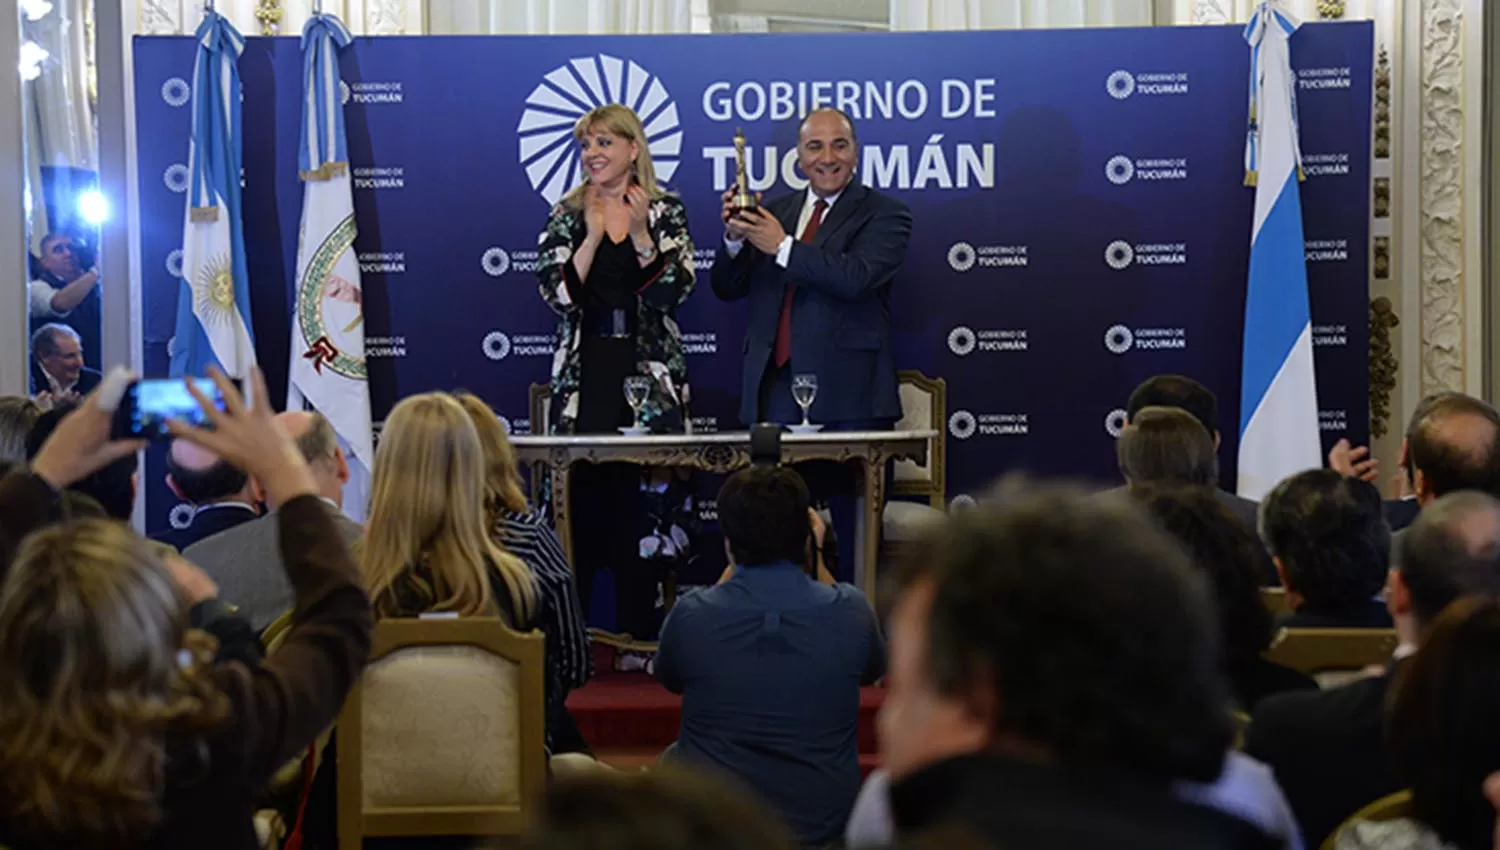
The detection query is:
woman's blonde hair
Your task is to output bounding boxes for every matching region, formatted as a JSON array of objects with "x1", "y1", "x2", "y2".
[
  {"x1": 453, "y1": 393, "x2": 530, "y2": 518},
  {"x1": 362, "y1": 392, "x2": 536, "y2": 621},
  {"x1": 0, "y1": 520, "x2": 226, "y2": 845},
  {"x1": 561, "y1": 103, "x2": 662, "y2": 211},
  {"x1": 0, "y1": 395, "x2": 41, "y2": 465}
]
